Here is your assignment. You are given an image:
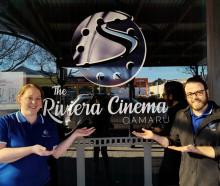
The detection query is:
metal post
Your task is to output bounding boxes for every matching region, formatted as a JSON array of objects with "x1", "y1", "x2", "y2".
[
  {"x1": 143, "y1": 141, "x2": 152, "y2": 186},
  {"x1": 76, "y1": 144, "x2": 85, "y2": 186},
  {"x1": 128, "y1": 80, "x2": 134, "y2": 136}
]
